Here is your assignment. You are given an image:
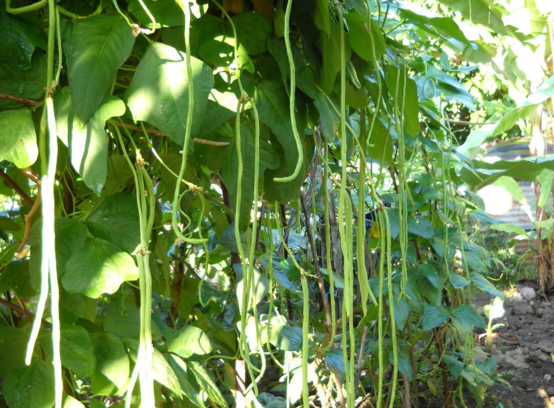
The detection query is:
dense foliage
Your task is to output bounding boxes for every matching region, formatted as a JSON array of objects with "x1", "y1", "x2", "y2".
[{"x1": 1, "y1": 0, "x2": 554, "y2": 407}]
